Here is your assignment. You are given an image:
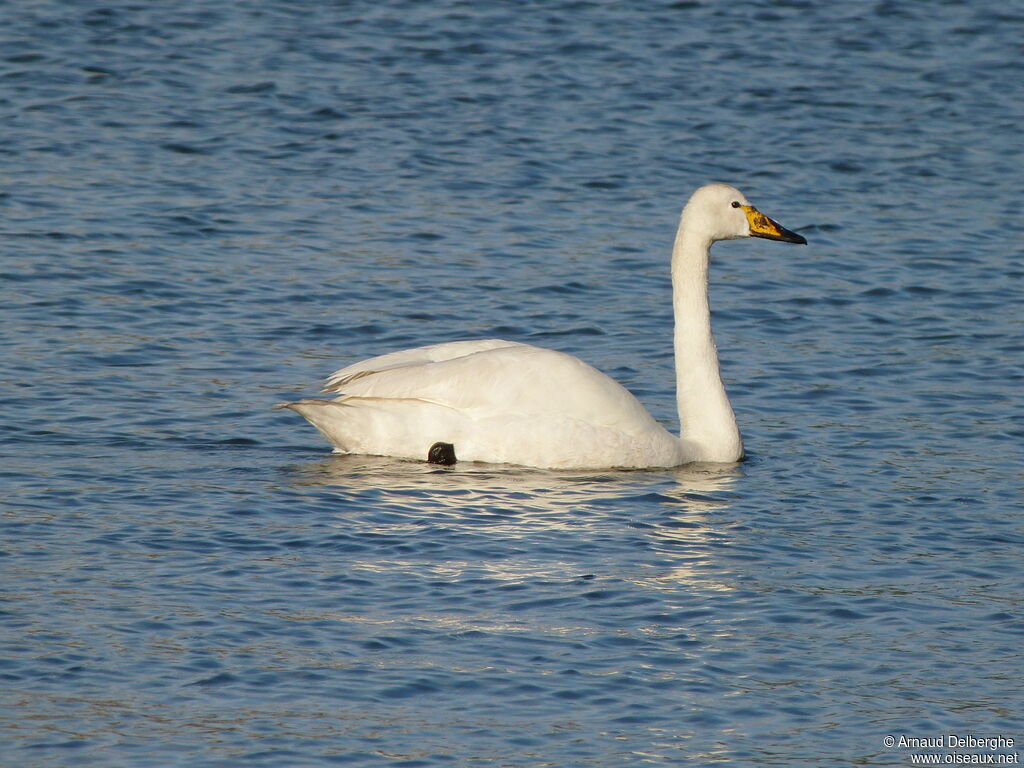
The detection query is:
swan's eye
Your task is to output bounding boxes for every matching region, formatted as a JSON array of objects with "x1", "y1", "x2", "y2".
[{"x1": 731, "y1": 201, "x2": 741, "y2": 209}]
